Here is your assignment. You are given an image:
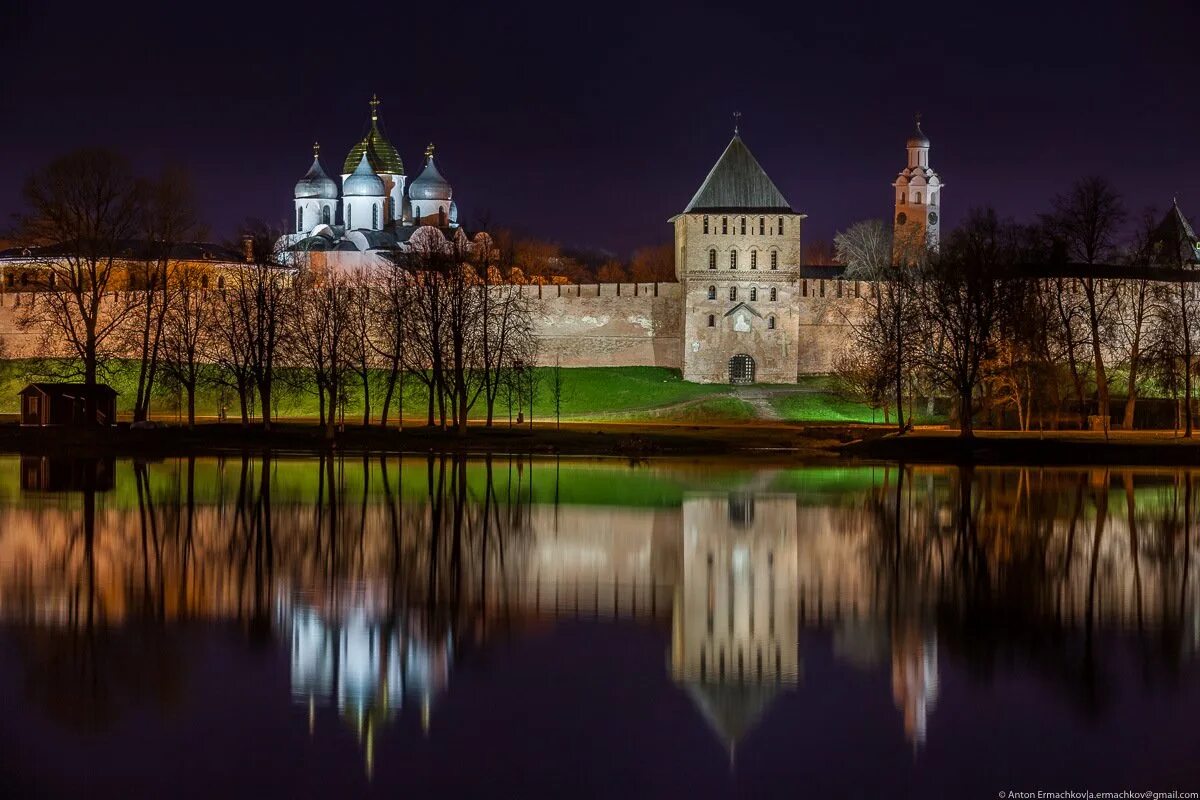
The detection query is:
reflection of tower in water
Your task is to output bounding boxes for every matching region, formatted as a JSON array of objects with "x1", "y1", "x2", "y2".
[
  {"x1": 672, "y1": 493, "x2": 800, "y2": 752},
  {"x1": 890, "y1": 625, "x2": 939, "y2": 749}
]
